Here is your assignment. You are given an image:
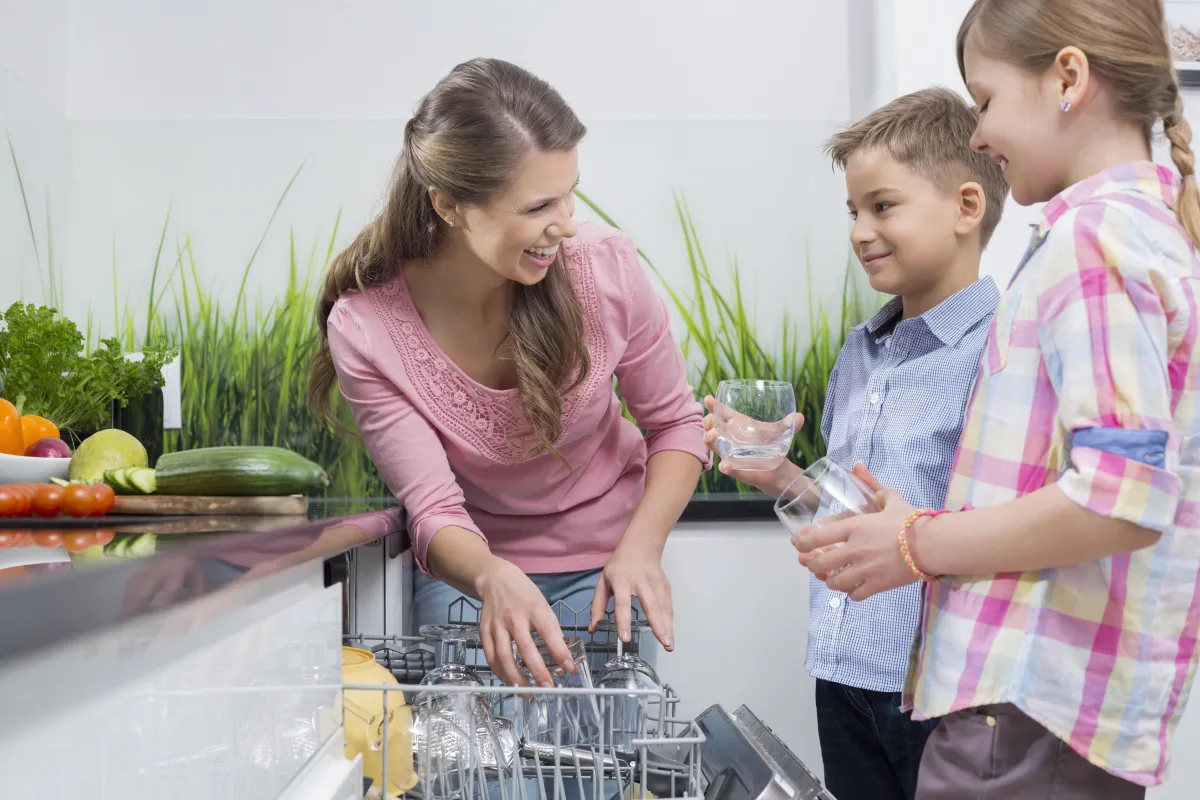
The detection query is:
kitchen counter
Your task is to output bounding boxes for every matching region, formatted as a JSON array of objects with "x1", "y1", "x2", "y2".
[{"x1": 0, "y1": 498, "x2": 407, "y2": 666}]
